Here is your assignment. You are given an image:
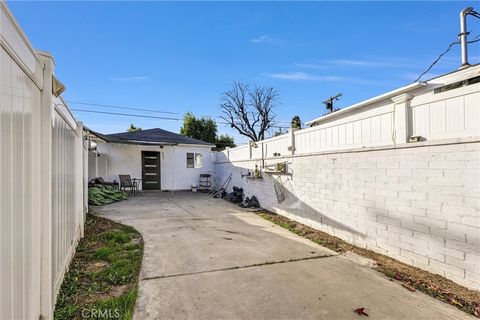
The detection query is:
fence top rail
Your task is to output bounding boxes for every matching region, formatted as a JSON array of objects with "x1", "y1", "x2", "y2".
[
  {"x1": 1, "y1": 2, "x2": 44, "y2": 88},
  {"x1": 260, "y1": 133, "x2": 290, "y2": 143},
  {"x1": 226, "y1": 133, "x2": 290, "y2": 153},
  {"x1": 305, "y1": 82, "x2": 426, "y2": 126},
  {"x1": 305, "y1": 65, "x2": 480, "y2": 127},
  {"x1": 53, "y1": 96, "x2": 79, "y2": 133}
]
